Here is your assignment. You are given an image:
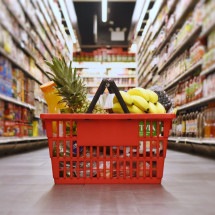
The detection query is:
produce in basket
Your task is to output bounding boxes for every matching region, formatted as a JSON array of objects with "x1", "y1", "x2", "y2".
[
  {"x1": 112, "y1": 87, "x2": 168, "y2": 114},
  {"x1": 45, "y1": 57, "x2": 107, "y2": 114},
  {"x1": 149, "y1": 85, "x2": 173, "y2": 112}
]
